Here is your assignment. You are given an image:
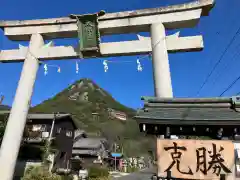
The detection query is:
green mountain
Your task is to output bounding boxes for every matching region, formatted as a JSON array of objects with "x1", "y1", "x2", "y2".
[{"x1": 31, "y1": 78, "x2": 155, "y2": 156}]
